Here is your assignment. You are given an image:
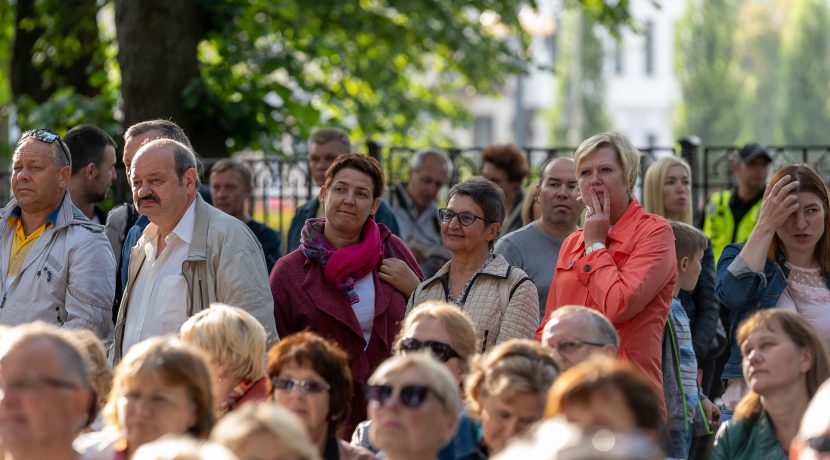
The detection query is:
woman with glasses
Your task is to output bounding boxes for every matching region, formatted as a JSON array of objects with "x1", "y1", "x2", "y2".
[
  {"x1": 75, "y1": 337, "x2": 215, "y2": 460},
  {"x1": 367, "y1": 353, "x2": 463, "y2": 460},
  {"x1": 408, "y1": 177, "x2": 539, "y2": 352},
  {"x1": 179, "y1": 304, "x2": 268, "y2": 416},
  {"x1": 465, "y1": 339, "x2": 559, "y2": 455},
  {"x1": 352, "y1": 301, "x2": 482, "y2": 459},
  {"x1": 267, "y1": 331, "x2": 375, "y2": 460},
  {"x1": 712, "y1": 309, "x2": 830, "y2": 460},
  {"x1": 271, "y1": 154, "x2": 423, "y2": 434}
]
